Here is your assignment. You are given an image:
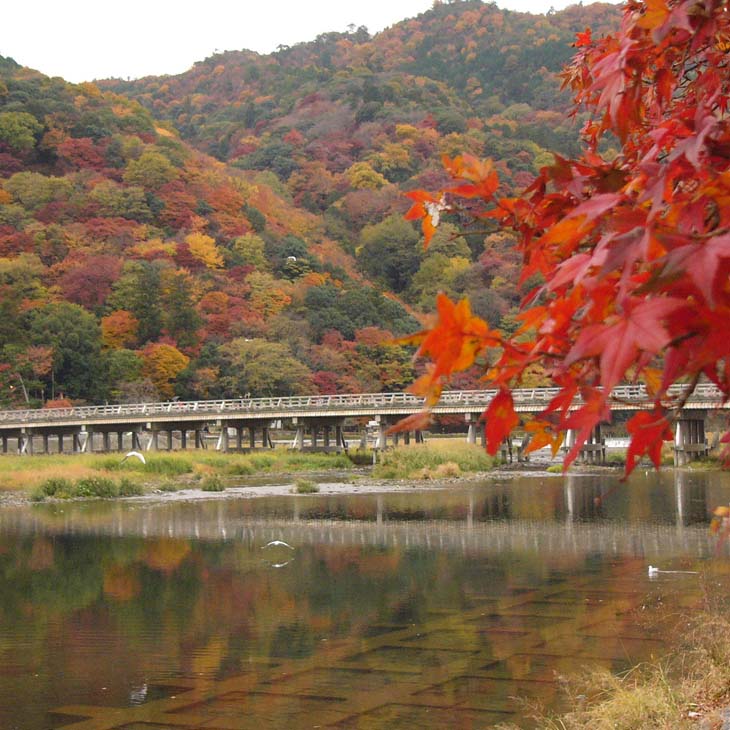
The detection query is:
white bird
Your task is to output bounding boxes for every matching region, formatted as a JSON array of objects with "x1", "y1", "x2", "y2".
[
  {"x1": 269, "y1": 560, "x2": 294, "y2": 568},
  {"x1": 121, "y1": 451, "x2": 146, "y2": 465},
  {"x1": 648, "y1": 565, "x2": 698, "y2": 576},
  {"x1": 262, "y1": 540, "x2": 294, "y2": 550}
]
